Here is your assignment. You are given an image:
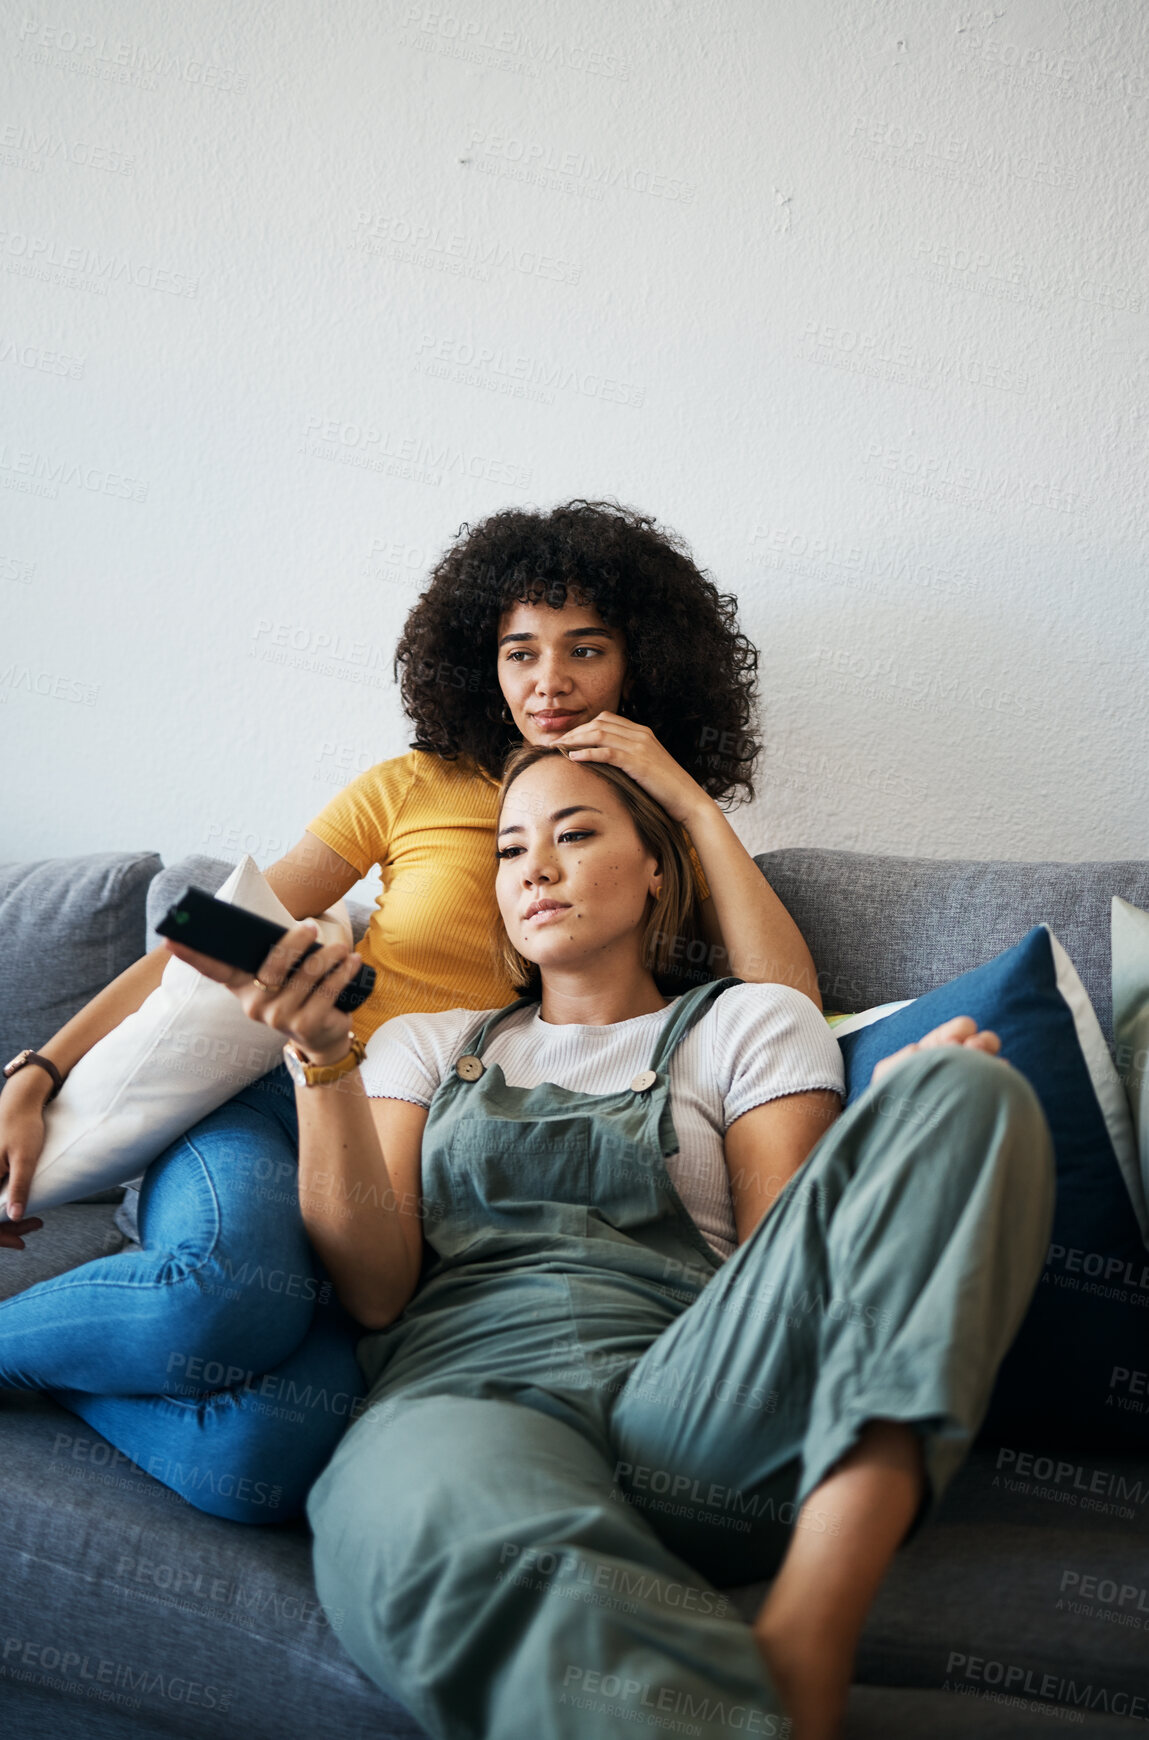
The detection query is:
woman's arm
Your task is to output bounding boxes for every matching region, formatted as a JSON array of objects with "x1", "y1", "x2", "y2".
[
  {"x1": 723, "y1": 1090, "x2": 843, "y2": 1245},
  {"x1": 294, "y1": 1079, "x2": 427, "y2": 1329},
  {"x1": 161, "y1": 920, "x2": 426, "y2": 1328},
  {"x1": 264, "y1": 831, "x2": 363, "y2": 919},
  {"x1": 551, "y1": 714, "x2": 822, "y2": 1009},
  {"x1": 685, "y1": 802, "x2": 821, "y2": 1008}
]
